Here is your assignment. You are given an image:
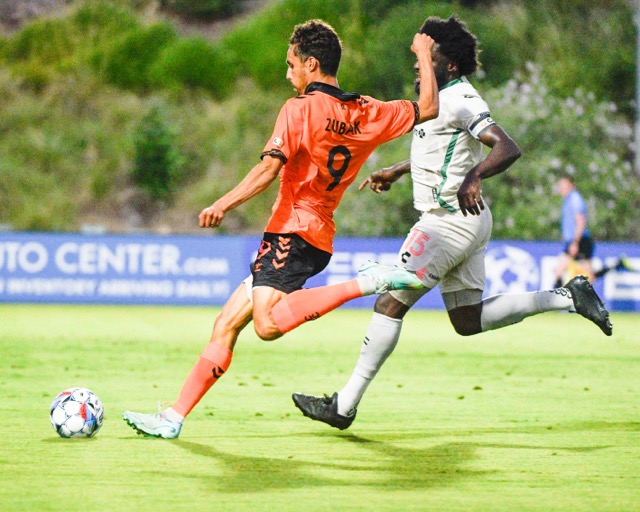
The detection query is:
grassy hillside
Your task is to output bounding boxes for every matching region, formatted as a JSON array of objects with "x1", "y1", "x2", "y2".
[{"x1": 0, "y1": 0, "x2": 638, "y2": 240}]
